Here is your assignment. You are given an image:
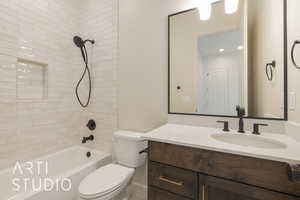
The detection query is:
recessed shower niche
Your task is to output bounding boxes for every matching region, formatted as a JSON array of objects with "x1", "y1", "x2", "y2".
[{"x1": 16, "y1": 58, "x2": 47, "y2": 100}]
